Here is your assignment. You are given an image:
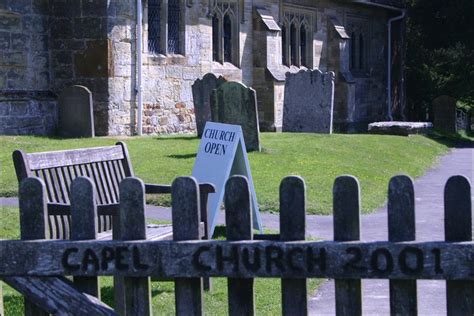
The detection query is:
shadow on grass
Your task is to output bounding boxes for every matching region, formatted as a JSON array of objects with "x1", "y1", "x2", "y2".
[
  {"x1": 167, "y1": 153, "x2": 197, "y2": 159},
  {"x1": 425, "y1": 130, "x2": 474, "y2": 148},
  {"x1": 152, "y1": 136, "x2": 198, "y2": 142}
]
